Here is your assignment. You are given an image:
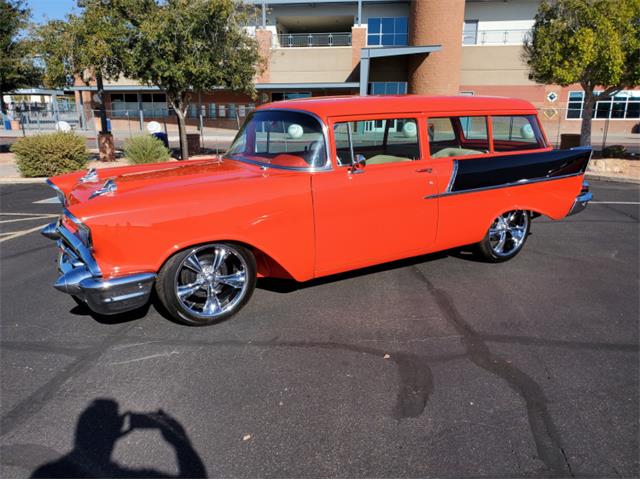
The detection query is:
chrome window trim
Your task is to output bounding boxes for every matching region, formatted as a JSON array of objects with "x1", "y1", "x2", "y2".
[
  {"x1": 225, "y1": 108, "x2": 333, "y2": 172},
  {"x1": 445, "y1": 160, "x2": 458, "y2": 193},
  {"x1": 424, "y1": 172, "x2": 583, "y2": 200},
  {"x1": 46, "y1": 179, "x2": 67, "y2": 206}
]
